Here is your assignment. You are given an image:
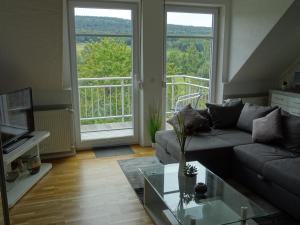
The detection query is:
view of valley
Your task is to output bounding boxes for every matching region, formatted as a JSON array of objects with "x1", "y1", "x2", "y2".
[{"x1": 75, "y1": 16, "x2": 212, "y2": 126}]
